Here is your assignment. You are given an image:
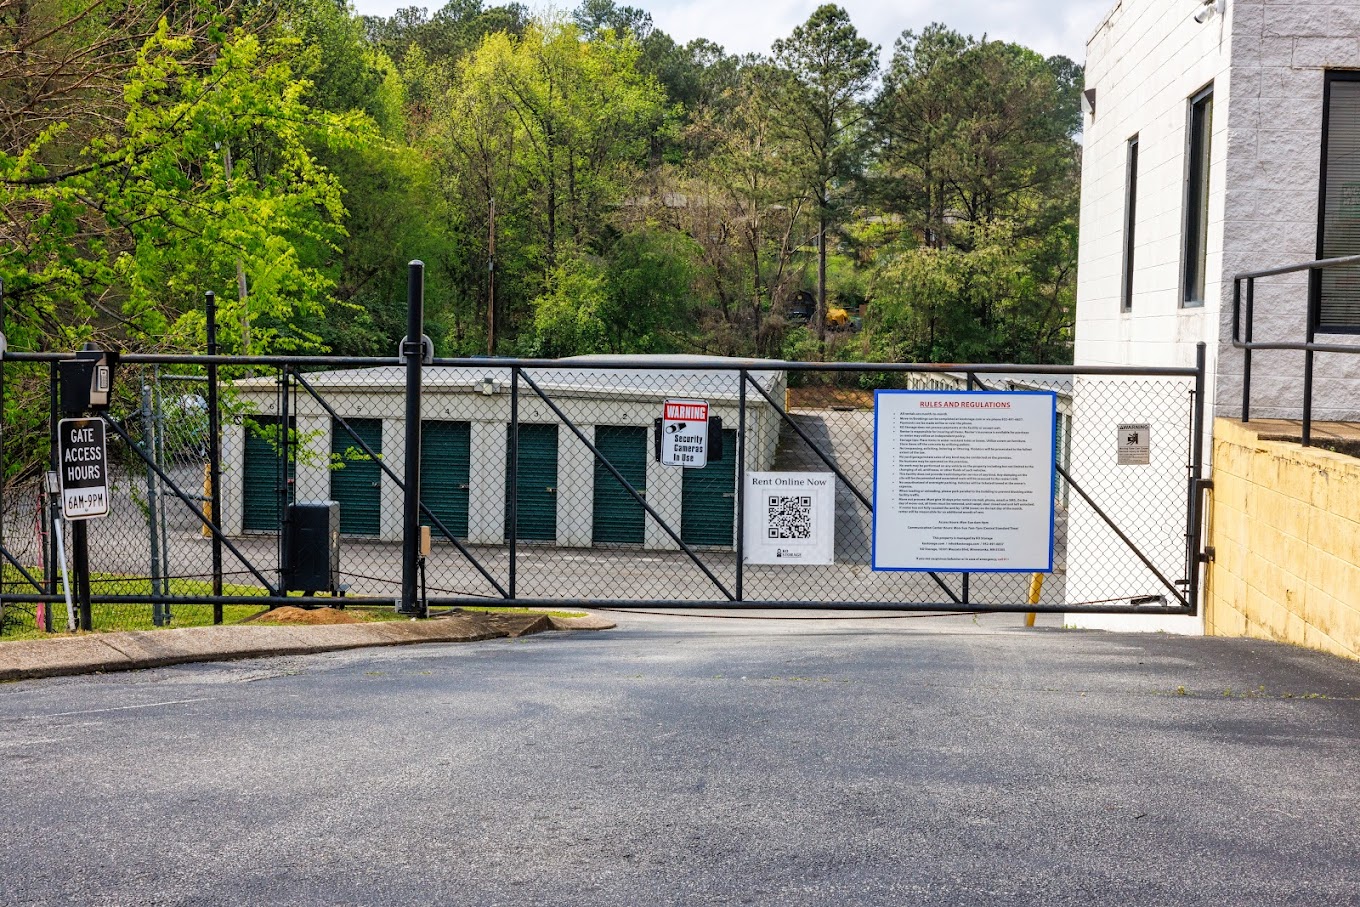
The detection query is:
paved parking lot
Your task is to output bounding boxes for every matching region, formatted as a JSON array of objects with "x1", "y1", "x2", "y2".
[{"x1": 3, "y1": 611, "x2": 1358, "y2": 905}]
